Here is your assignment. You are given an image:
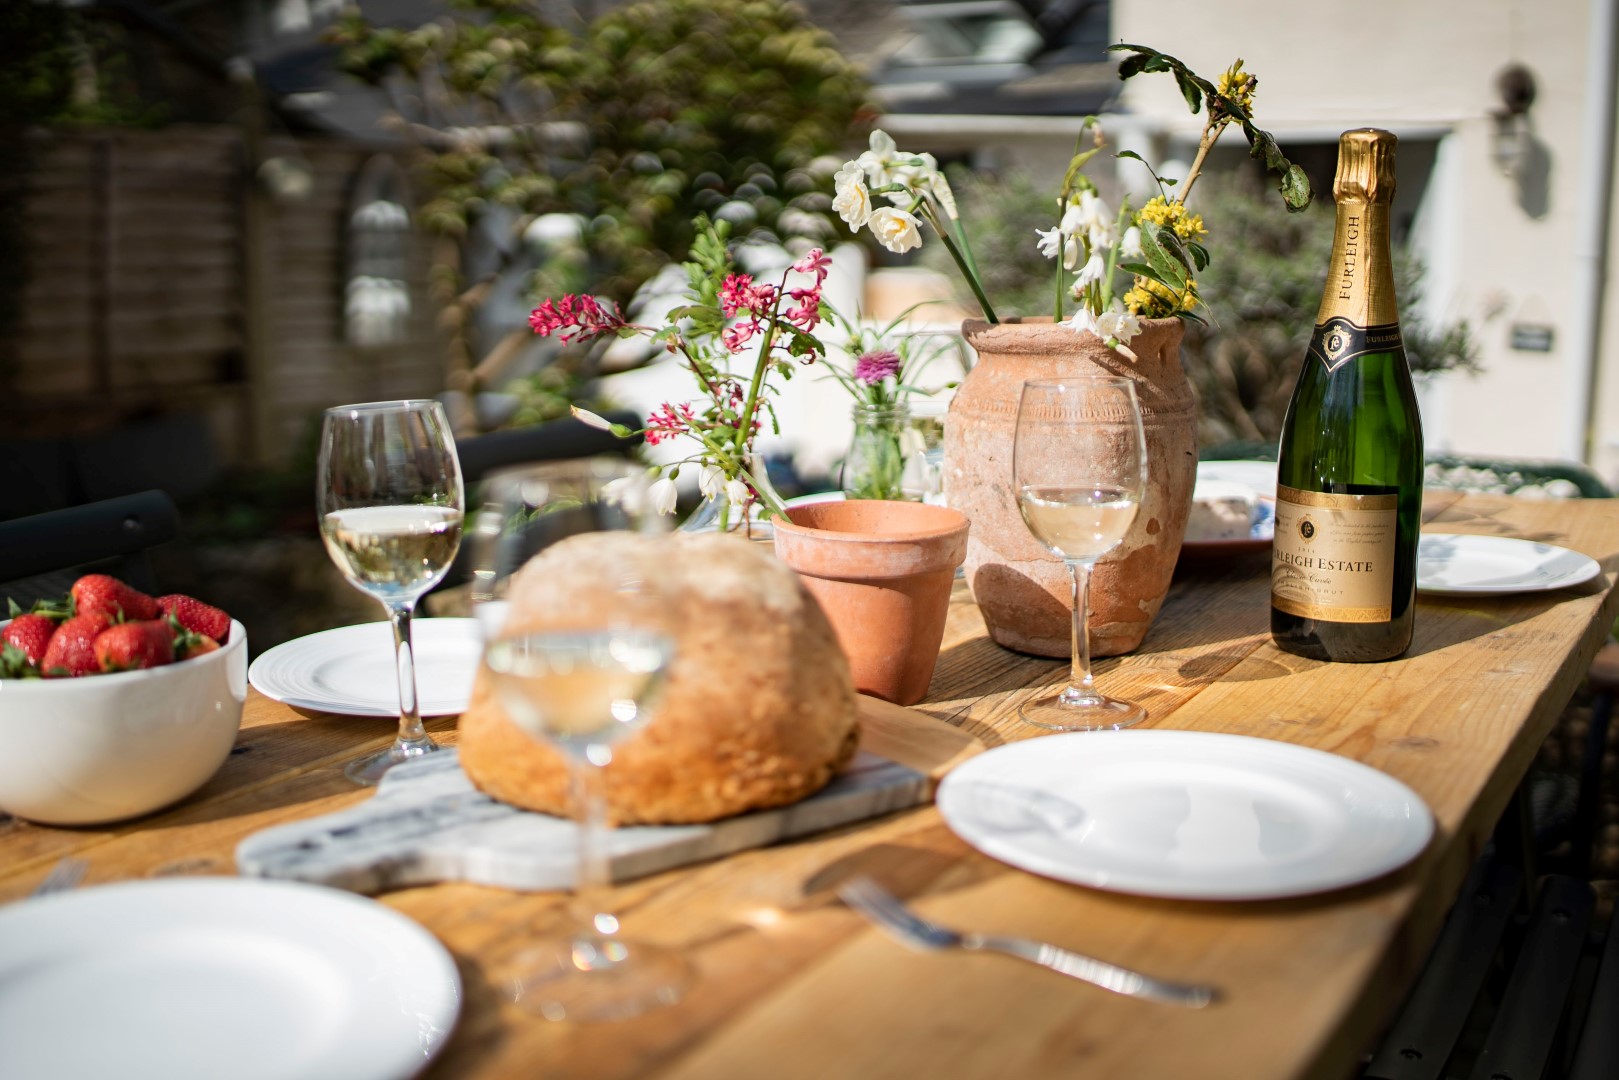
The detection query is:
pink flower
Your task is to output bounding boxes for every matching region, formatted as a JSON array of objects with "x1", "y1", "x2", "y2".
[
  {"x1": 719, "y1": 274, "x2": 755, "y2": 317},
  {"x1": 645, "y1": 402, "x2": 697, "y2": 446},
  {"x1": 722, "y1": 320, "x2": 757, "y2": 353},
  {"x1": 792, "y1": 248, "x2": 832, "y2": 282},
  {"x1": 527, "y1": 295, "x2": 623, "y2": 344},
  {"x1": 785, "y1": 287, "x2": 821, "y2": 331},
  {"x1": 720, "y1": 274, "x2": 777, "y2": 317},
  {"x1": 855, "y1": 349, "x2": 901, "y2": 385}
]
